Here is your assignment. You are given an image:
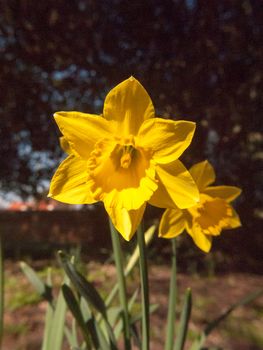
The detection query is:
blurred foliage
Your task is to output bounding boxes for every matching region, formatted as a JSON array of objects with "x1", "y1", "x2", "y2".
[{"x1": 0, "y1": 1, "x2": 262, "y2": 260}]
